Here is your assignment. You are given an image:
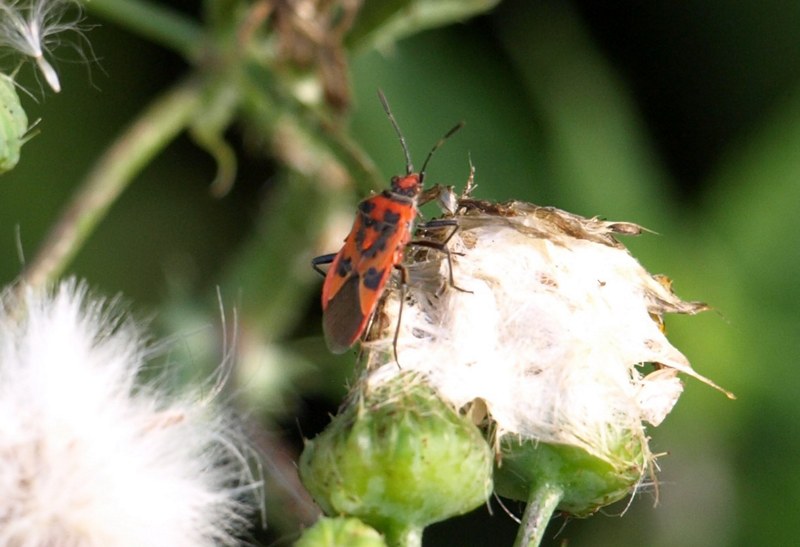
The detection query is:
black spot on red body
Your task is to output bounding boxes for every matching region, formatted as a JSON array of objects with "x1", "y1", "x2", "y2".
[
  {"x1": 362, "y1": 220, "x2": 397, "y2": 258},
  {"x1": 355, "y1": 223, "x2": 366, "y2": 250},
  {"x1": 384, "y1": 210, "x2": 401, "y2": 225},
  {"x1": 336, "y1": 256, "x2": 352, "y2": 277},
  {"x1": 362, "y1": 267, "x2": 385, "y2": 290},
  {"x1": 359, "y1": 201, "x2": 376, "y2": 215},
  {"x1": 358, "y1": 200, "x2": 378, "y2": 232}
]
